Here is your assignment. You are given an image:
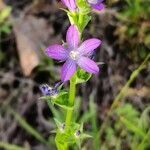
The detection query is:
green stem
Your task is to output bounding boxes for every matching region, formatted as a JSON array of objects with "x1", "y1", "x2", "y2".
[
  {"x1": 65, "y1": 77, "x2": 76, "y2": 128},
  {"x1": 63, "y1": 77, "x2": 76, "y2": 150}
]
